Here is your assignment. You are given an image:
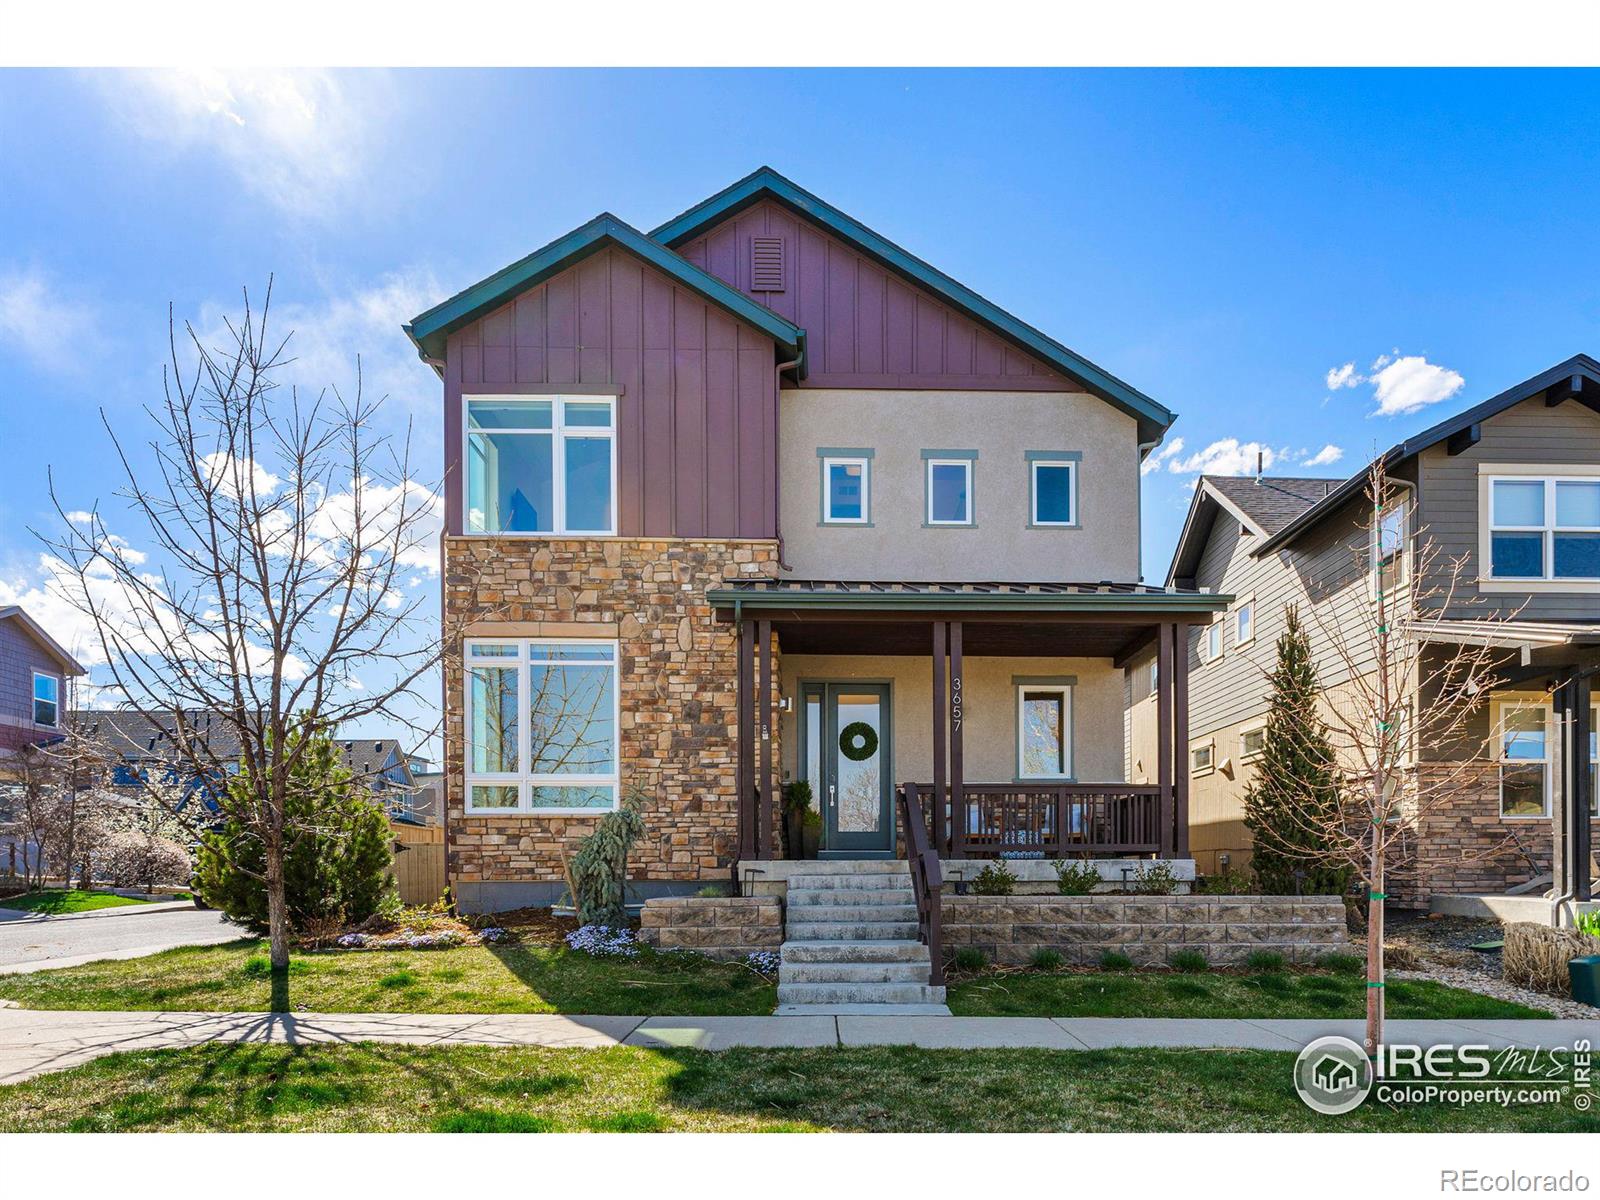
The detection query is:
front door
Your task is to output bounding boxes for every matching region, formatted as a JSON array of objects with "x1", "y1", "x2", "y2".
[{"x1": 821, "y1": 683, "x2": 894, "y2": 856}]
